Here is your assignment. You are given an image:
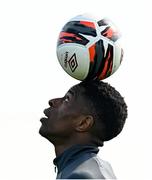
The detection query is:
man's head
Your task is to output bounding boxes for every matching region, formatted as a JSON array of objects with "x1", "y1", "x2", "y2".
[{"x1": 39, "y1": 79, "x2": 127, "y2": 146}]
